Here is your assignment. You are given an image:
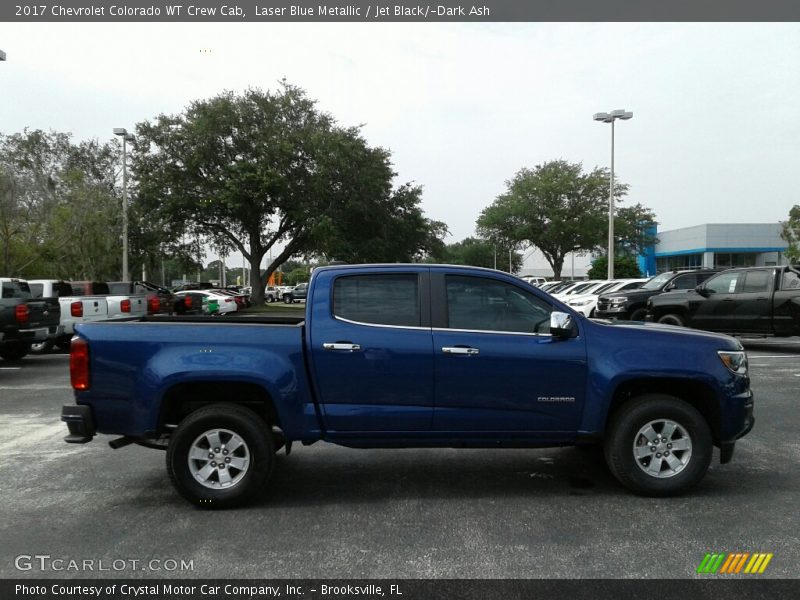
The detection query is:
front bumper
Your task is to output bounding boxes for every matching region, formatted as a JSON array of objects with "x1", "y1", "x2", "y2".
[
  {"x1": 61, "y1": 405, "x2": 95, "y2": 443},
  {"x1": 719, "y1": 392, "x2": 755, "y2": 464}
]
